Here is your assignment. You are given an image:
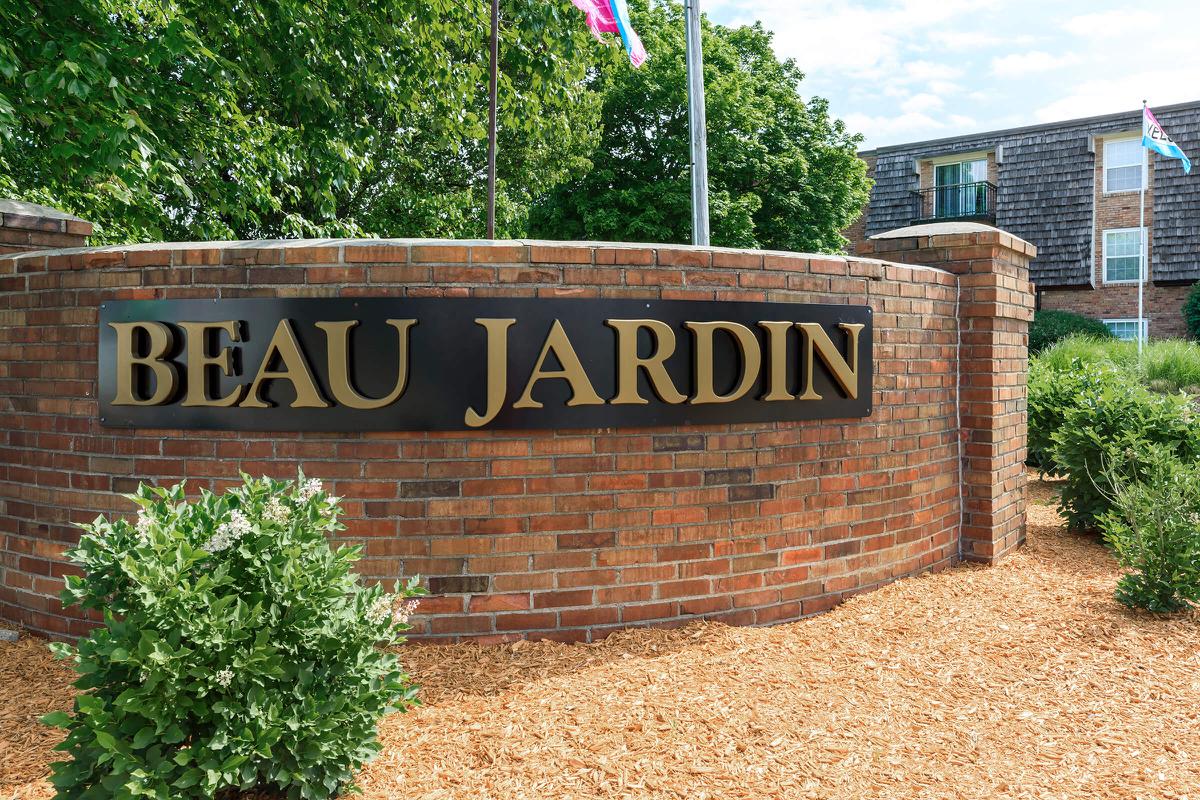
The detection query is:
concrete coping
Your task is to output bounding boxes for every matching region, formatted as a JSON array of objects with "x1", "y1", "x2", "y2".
[{"x1": 0, "y1": 237, "x2": 957, "y2": 279}]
